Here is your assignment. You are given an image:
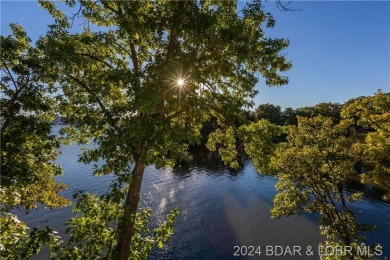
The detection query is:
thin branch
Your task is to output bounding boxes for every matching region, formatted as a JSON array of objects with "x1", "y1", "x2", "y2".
[
  {"x1": 113, "y1": 41, "x2": 133, "y2": 58},
  {"x1": 69, "y1": 4, "x2": 83, "y2": 27},
  {"x1": 3, "y1": 65, "x2": 19, "y2": 92},
  {"x1": 65, "y1": 73, "x2": 118, "y2": 131},
  {"x1": 100, "y1": 0, "x2": 121, "y2": 16},
  {"x1": 166, "y1": 109, "x2": 186, "y2": 120},
  {"x1": 75, "y1": 53, "x2": 115, "y2": 69},
  {"x1": 275, "y1": 0, "x2": 302, "y2": 12}
]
